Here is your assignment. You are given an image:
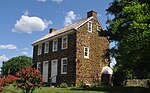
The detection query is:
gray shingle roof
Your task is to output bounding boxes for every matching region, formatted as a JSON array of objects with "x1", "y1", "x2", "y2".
[{"x1": 32, "y1": 17, "x2": 93, "y2": 45}]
